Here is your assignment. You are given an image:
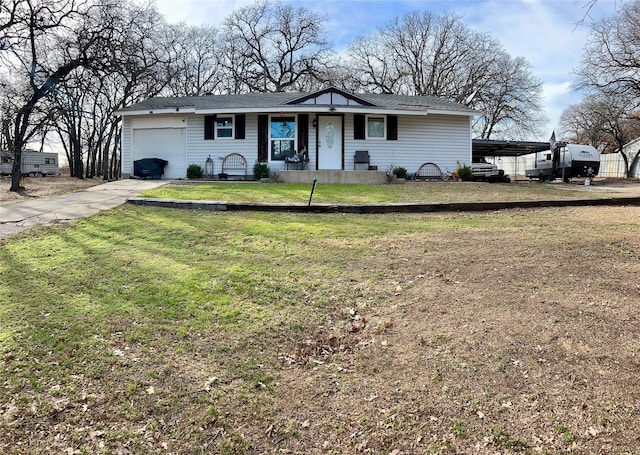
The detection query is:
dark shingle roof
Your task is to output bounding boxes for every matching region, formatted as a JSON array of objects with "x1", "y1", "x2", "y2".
[{"x1": 118, "y1": 90, "x2": 473, "y2": 115}]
